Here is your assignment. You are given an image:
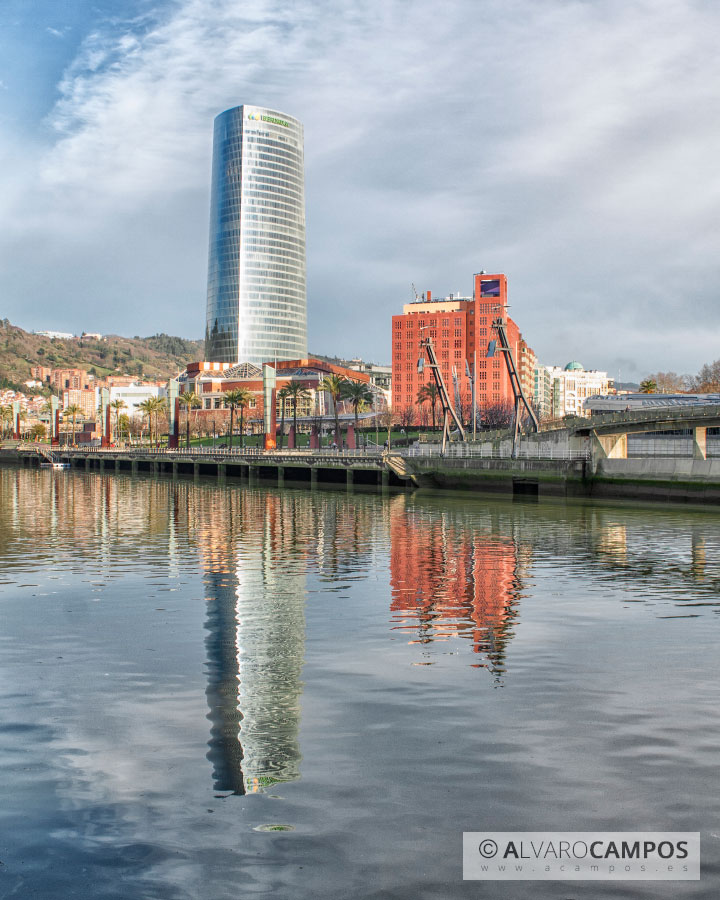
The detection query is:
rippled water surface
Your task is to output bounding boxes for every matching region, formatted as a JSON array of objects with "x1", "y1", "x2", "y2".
[{"x1": 0, "y1": 466, "x2": 719, "y2": 899}]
